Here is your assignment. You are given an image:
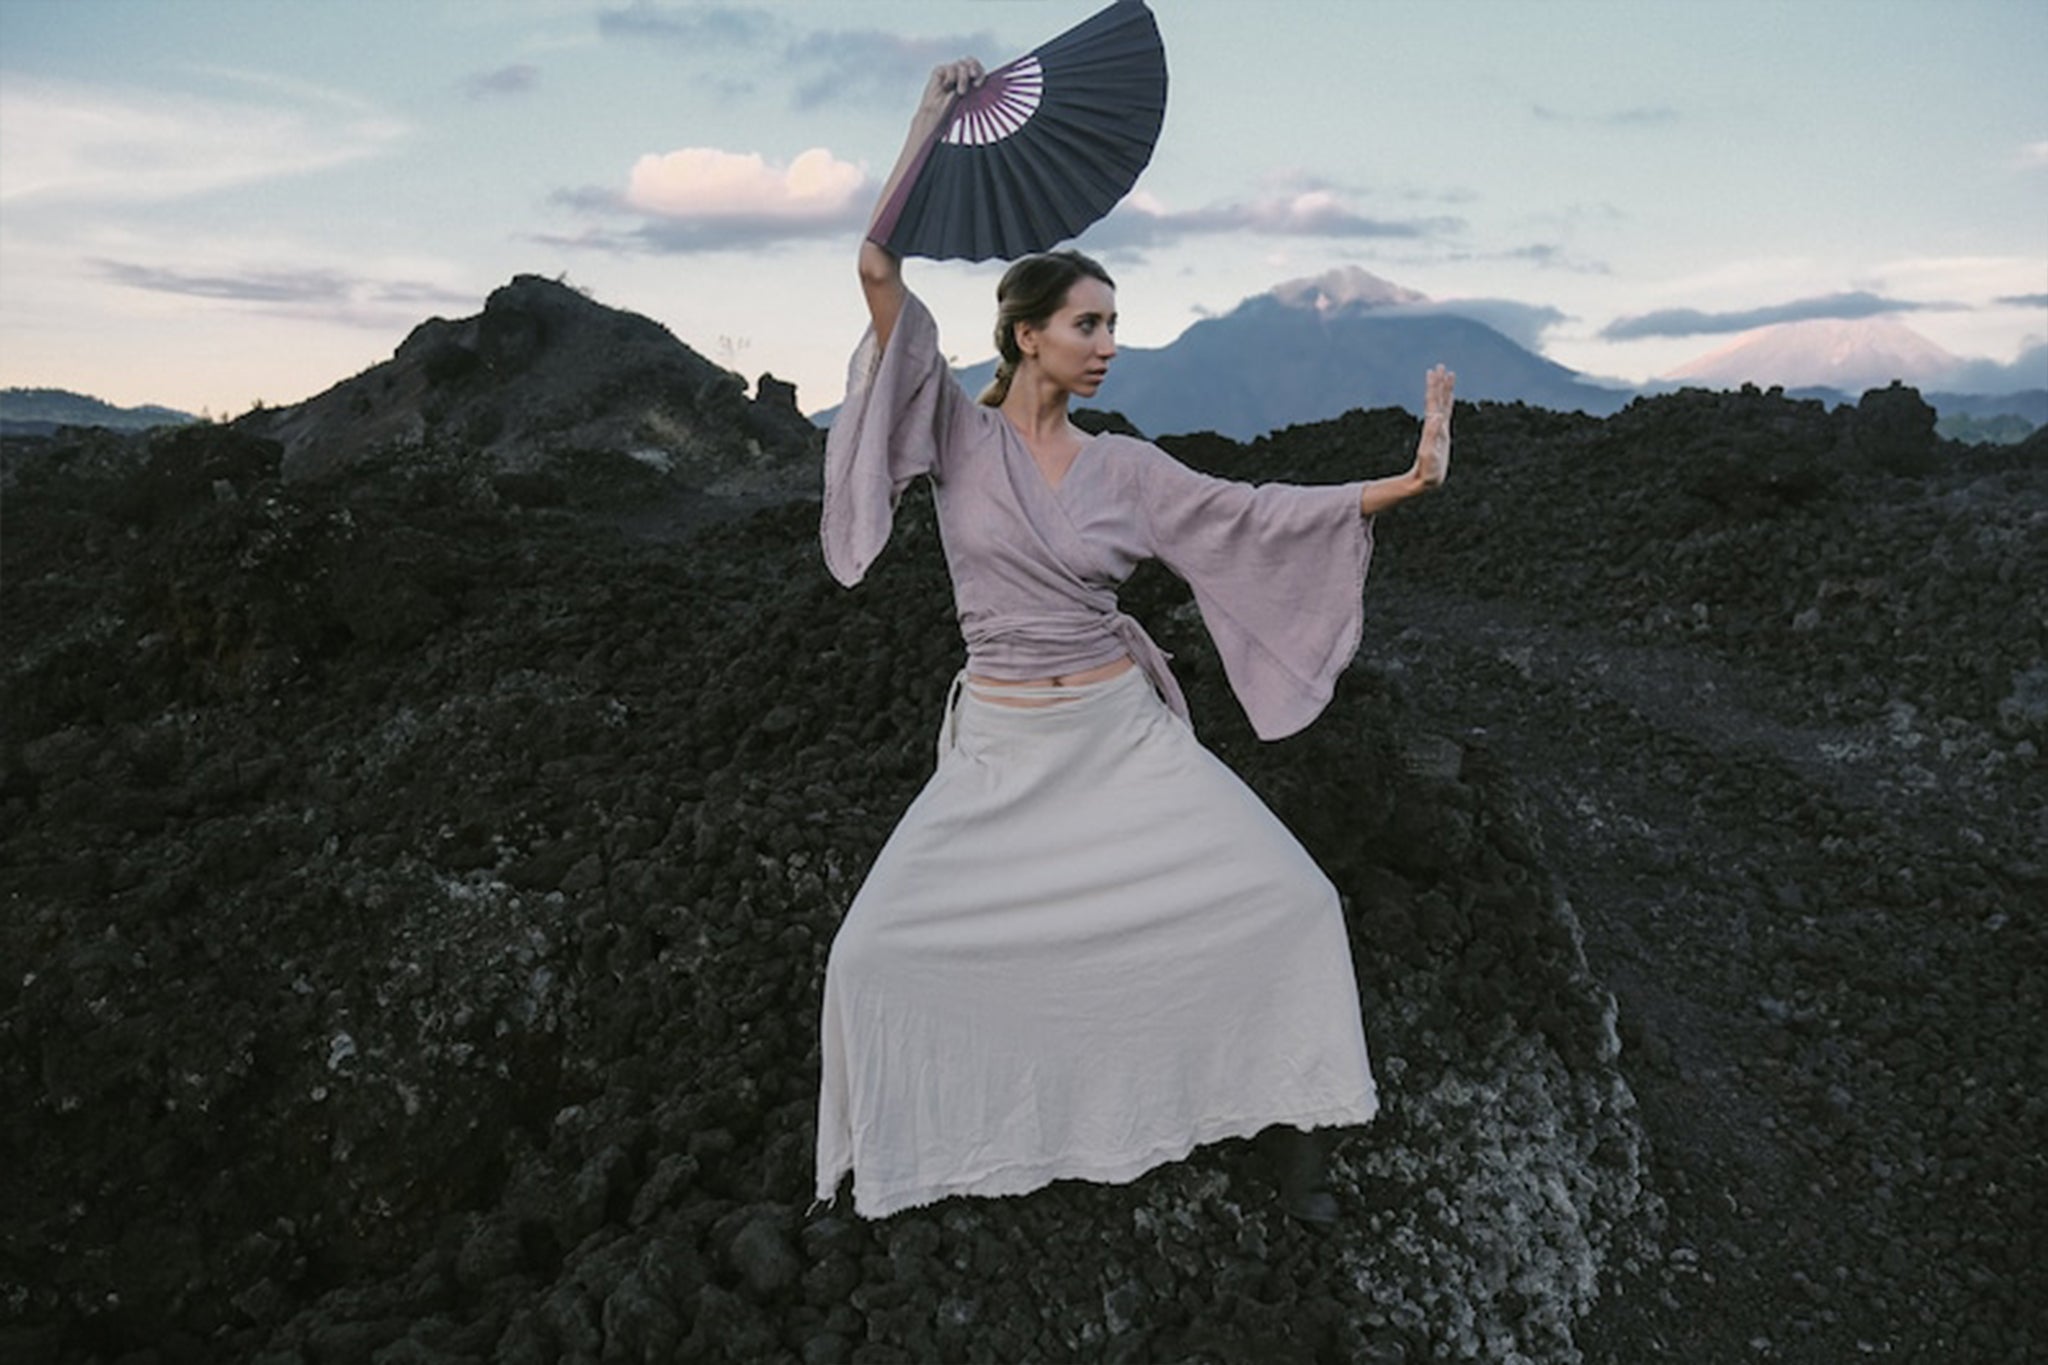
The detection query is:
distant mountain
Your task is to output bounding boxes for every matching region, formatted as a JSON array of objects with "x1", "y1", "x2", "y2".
[
  {"x1": 1925, "y1": 387, "x2": 2048, "y2": 427},
  {"x1": 236, "y1": 275, "x2": 819, "y2": 493},
  {"x1": 1663, "y1": 318, "x2": 1967, "y2": 393},
  {"x1": 1644, "y1": 317, "x2": 2044, "y2": 438},
  {"x1": 943, "y1": 267, "x2": 1633, "y2": 439},
  {"x1": 0, "y1": 387, "x2": 196, "y2": 437},
  {"x1": 1663, "y1": 319, "x2": 2048, "y2": 403}
]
